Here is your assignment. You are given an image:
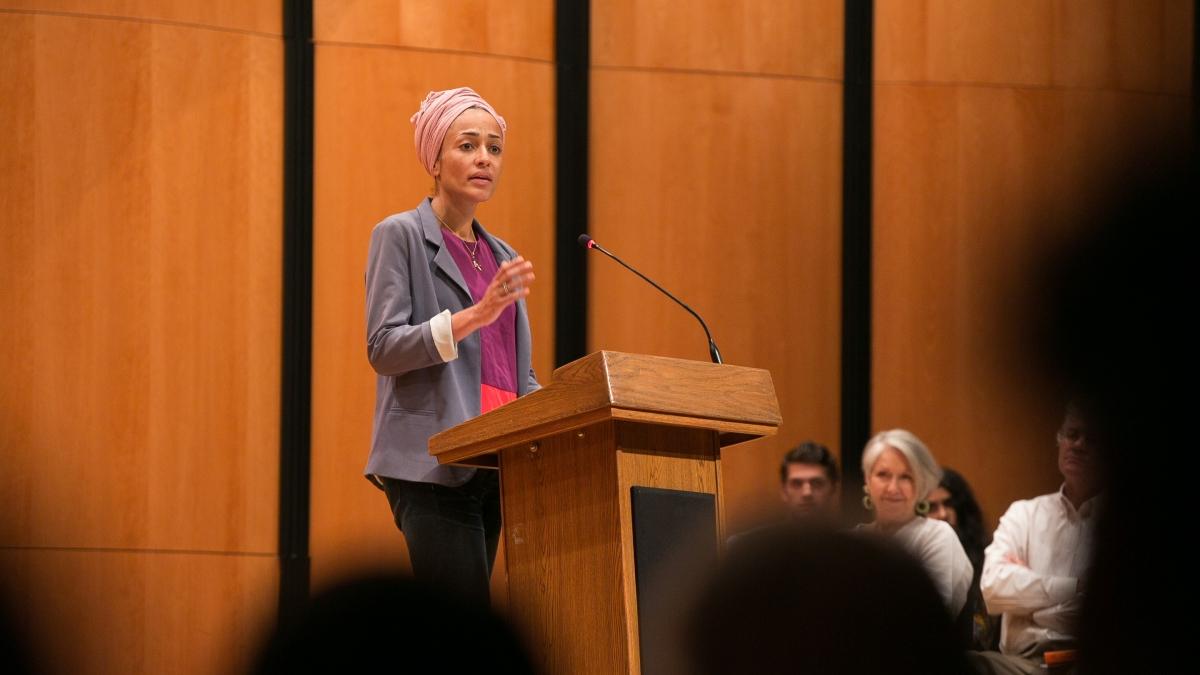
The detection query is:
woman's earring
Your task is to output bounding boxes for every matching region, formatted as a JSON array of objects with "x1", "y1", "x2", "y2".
[
  {"x1": 862, "y1": 485, "x2": 873, "y2": 510},
  {"x1": 915, "y1": 499, "x2": 931, "y2": 515}
]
